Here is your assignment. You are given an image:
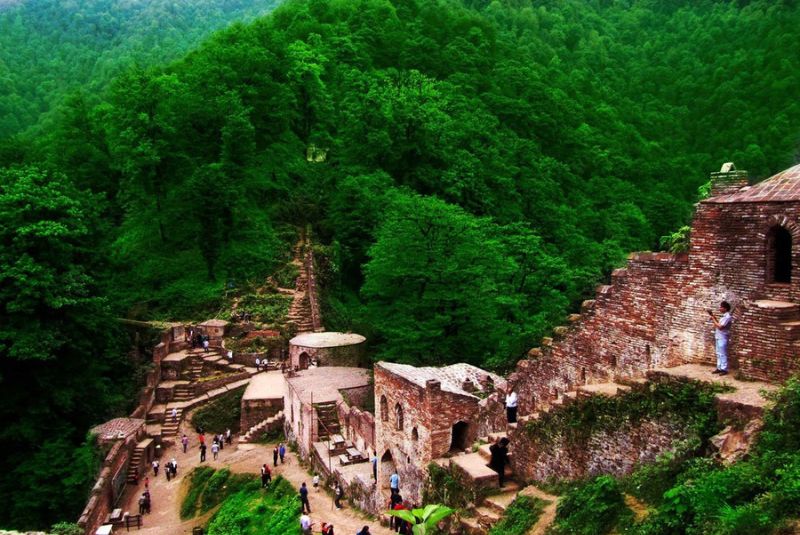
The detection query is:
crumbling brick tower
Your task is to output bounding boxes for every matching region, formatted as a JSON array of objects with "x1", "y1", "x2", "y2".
[{"x1": 509, "y1": 163, "x2": 800, "y2": 417}]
